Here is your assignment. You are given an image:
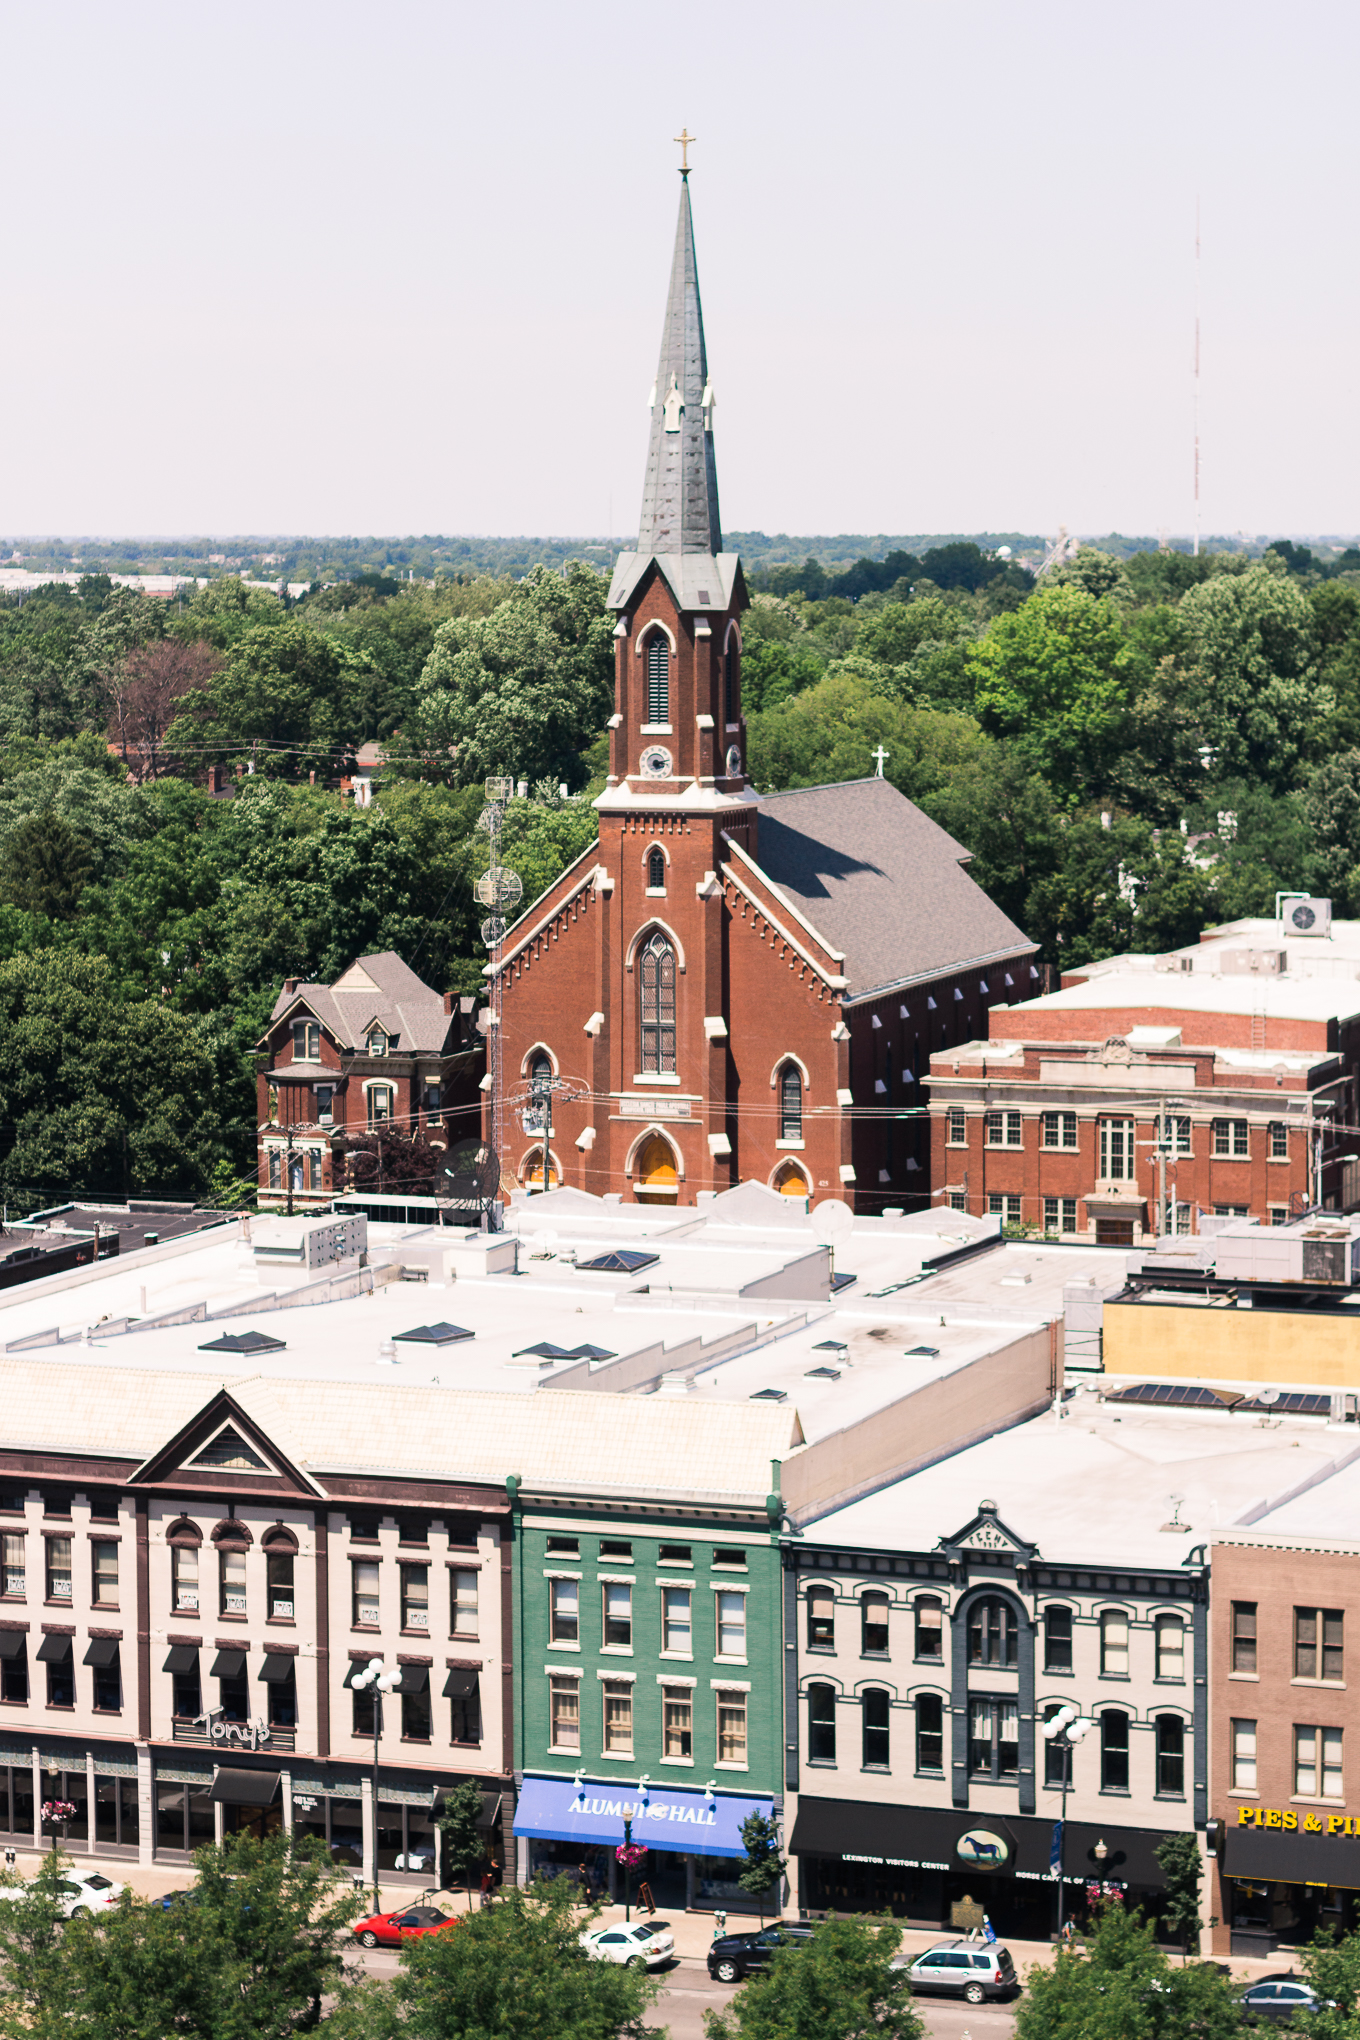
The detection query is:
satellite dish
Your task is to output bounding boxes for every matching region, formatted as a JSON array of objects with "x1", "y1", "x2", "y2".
[
  {"x1": 811, "y1": 1199, "x2": 854, "y2": 1244},
  {"x1": 474, "y1": 869, "x2": 524, "y2": 910},
  {"x1": 1256, "y1": 1387, "x2": 1280, "y2": 1406},
  {"x1": 441, "y1": 1140, "x2": 501, "y2": 1209},
  {"x1": 480, "y1": 915, "x2": 506, "y2": 948}
]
